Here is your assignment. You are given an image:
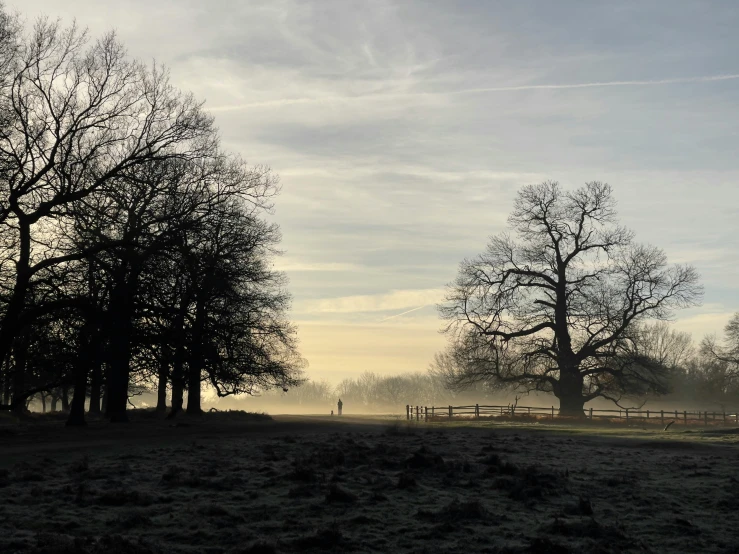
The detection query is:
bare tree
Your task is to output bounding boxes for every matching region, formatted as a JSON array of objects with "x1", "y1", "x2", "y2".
[
  {"x1": 0, "y1": 19, "x2": 213, "y2": 414},
  {"x1": 438, "y1": 181, "x2": 702, "y2": 415},
  {"x1": 632, "y1": 321, "x2": 694, "y2": 369},
  {"x1": 701, "y1": 312, "x2": 739, "y2": 391}
]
